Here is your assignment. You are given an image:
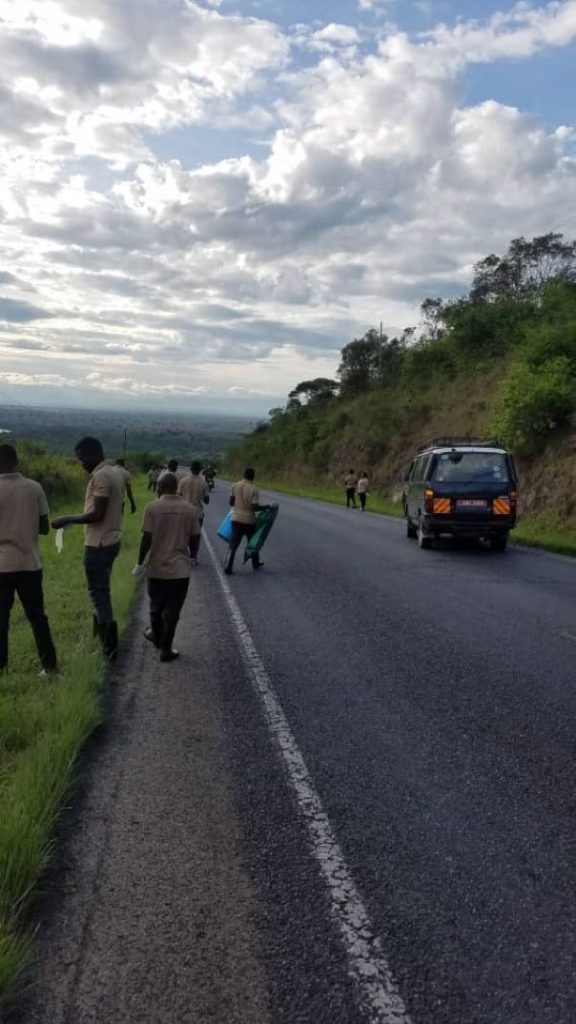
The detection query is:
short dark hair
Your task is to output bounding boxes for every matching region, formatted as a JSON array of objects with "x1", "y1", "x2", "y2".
[
  {"x1": 244, "y1": 467, "x2": 255, "y2": 481},
  {"x1": 75, "y1": 436, "x2": 104, "y2": 459},
  {"x1": 158, "y1": 471, "x2": 178, "y2": 495},
  {"x1": 168, "y1": 459, "x2": 178, "y2": 472},
  {"x1": 116, "y1": 457, "x2": 125, "y2": 467},
  {"x1": 190, "y1": 460, "x2": 202, "y2": 474},
  {"x1": 0, "y1": 443, "x2": 18, "y2": 470}
]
